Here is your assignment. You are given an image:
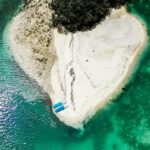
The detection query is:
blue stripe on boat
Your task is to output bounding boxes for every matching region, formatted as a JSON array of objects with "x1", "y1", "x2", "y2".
[
  {"x1": 52, "y1": 102, "x2": 63, "y2": 109},
  {"x1": 55, "y1": 105, "x2": 65, "y2": 113}
]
